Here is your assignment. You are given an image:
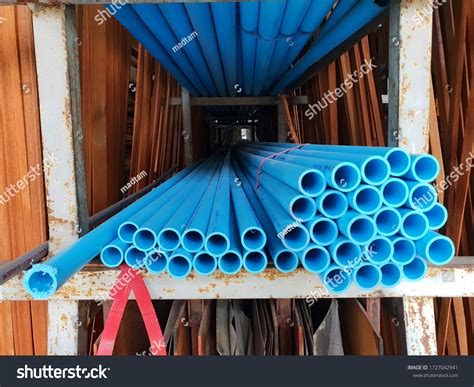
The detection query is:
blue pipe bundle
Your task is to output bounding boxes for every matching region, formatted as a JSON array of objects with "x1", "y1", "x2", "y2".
[
  {"x1": 23, "y1": 142, "x2": 455, "y2": 299},
  {"x1": 106, "y1": 0, "x2": 387, "y2": 97}
]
